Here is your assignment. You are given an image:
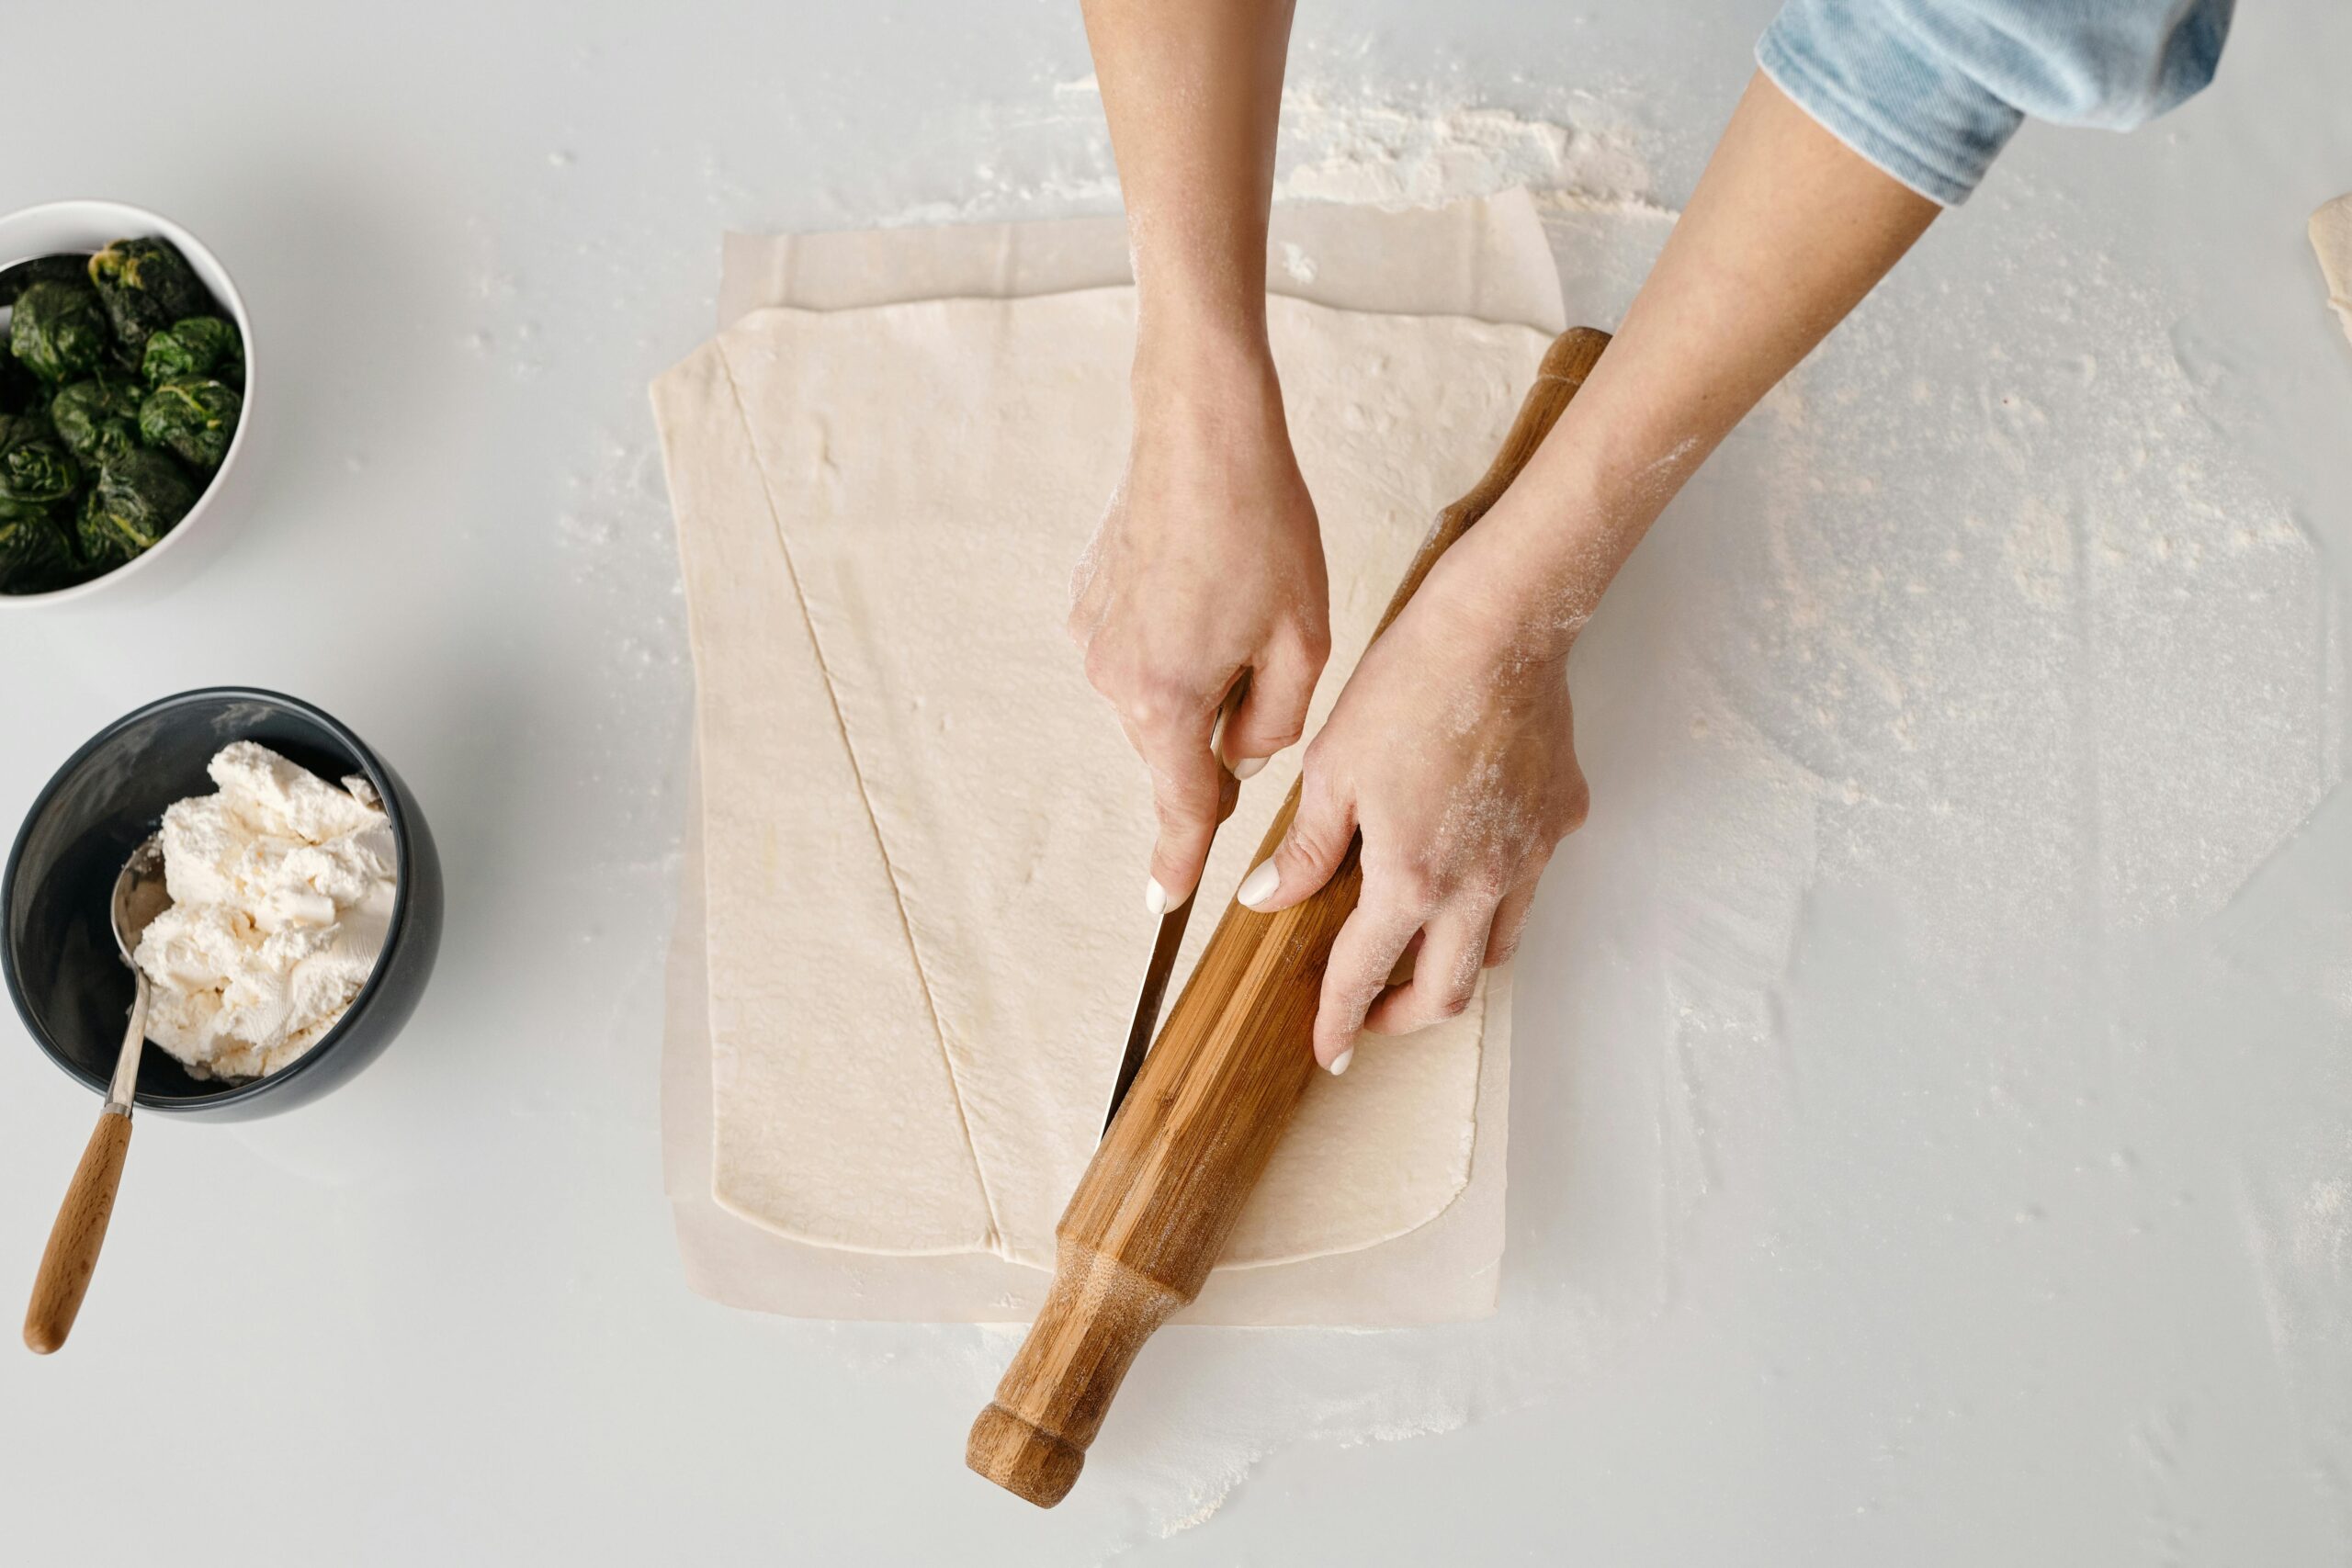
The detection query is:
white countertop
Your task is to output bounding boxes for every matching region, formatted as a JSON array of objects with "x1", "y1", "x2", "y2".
[{"x1": 3, "y1": 3, "x2": 2348, "y2": 1562}]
